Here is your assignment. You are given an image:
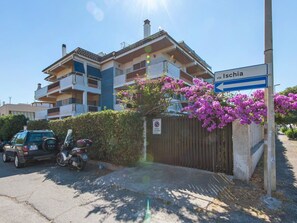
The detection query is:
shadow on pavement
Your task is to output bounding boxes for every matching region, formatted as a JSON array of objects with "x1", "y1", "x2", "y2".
[
  {"x1": 39, "y1": 161, "x2": 270, "y2": 222},
  {"x1": 2, "y1": 134, "x2": 296, "y2": 223},
  {"x1": 212, "y1": 135, "x2": 297, "y2": 223}
]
